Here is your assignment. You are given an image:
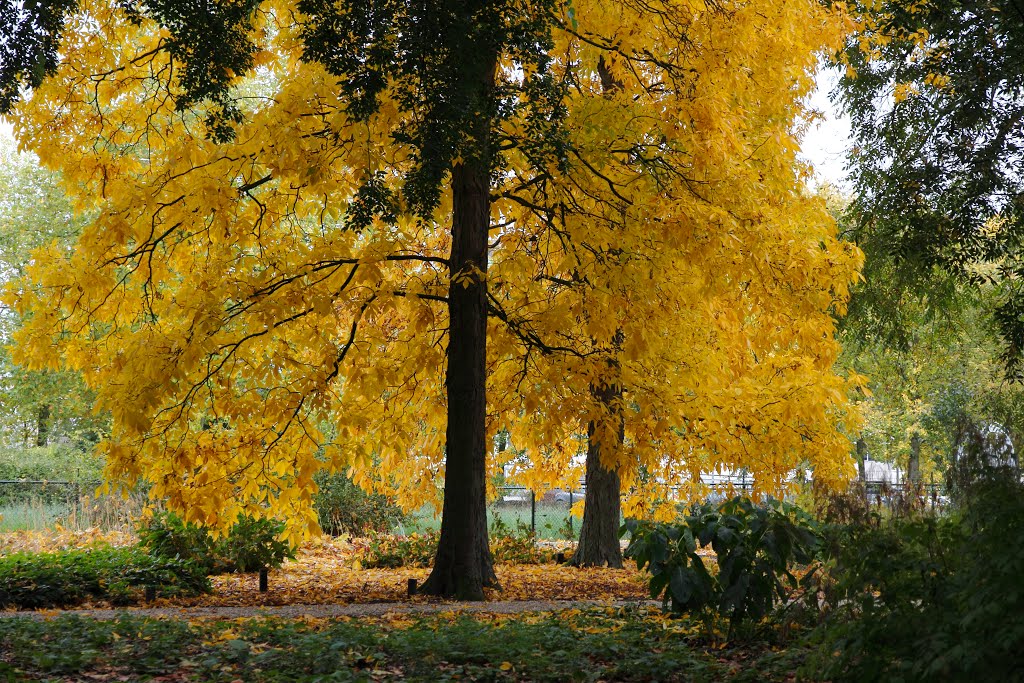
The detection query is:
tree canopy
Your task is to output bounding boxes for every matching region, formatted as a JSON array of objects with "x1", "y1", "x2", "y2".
[
  {"x1": 839, "y1": 0, "x2": 1024, "y2": 373},
  {"x1": 2, "y1": 0, "x2": 861, "y2": 597}
]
